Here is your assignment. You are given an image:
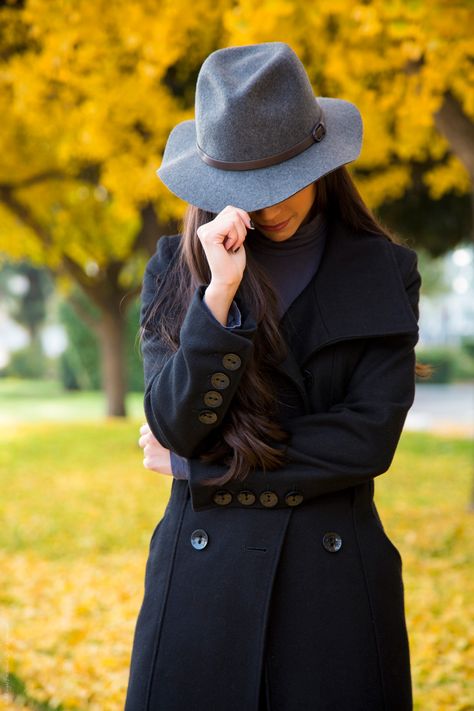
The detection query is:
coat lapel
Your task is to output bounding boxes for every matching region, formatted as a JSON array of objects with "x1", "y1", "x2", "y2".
[{"x1": 275, "y1": 213, "x2": 419, "y2": 391}]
